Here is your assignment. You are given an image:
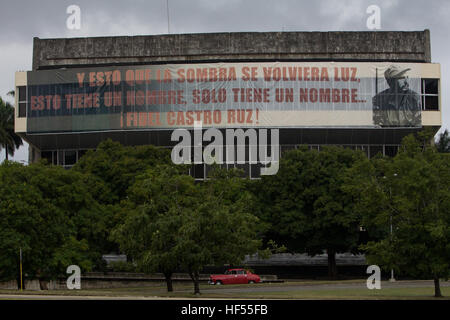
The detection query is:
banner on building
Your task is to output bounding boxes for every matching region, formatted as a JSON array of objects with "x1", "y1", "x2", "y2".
[{"x1": 26, "y1": 62, "x2": 422, "y2": 133}]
